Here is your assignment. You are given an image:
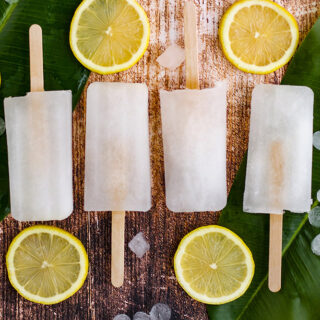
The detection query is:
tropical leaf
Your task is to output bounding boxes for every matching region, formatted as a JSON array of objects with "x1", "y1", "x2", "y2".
[
  {"x1": 207, "y1": 18, "x2": 320, "y2": 320},
  {"x1": 0, "y1": 0, "x2": 90, "y2": 220}
]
